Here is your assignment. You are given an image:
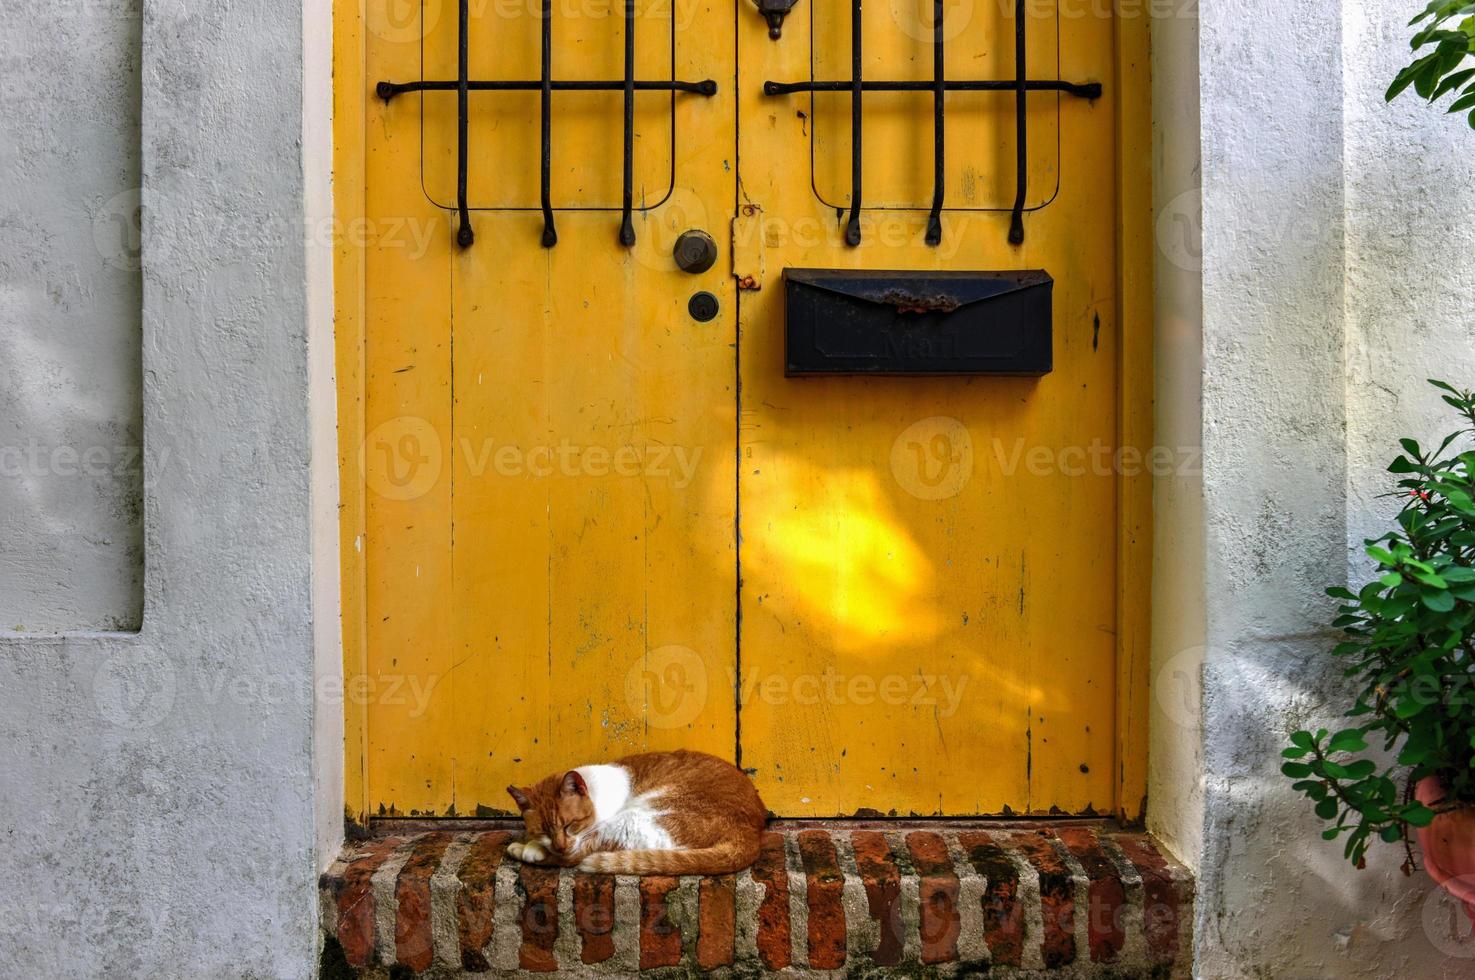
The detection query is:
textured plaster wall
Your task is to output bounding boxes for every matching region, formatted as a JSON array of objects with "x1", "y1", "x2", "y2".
[
  {"x1": 304, "y1": 0, "x2": 345, "y2": 879},
  {"x1": 0, "y1": 0, "x2": 144, "y2": 631},
  {"x1": 1190, "y1": 0, "x2": 1475, "y2": 976},
  {"x1": 1343, "y1": 5, "x2": 1475, "y2": 559},
  {"x1": 0, "y1": 0, "x2": 341, "y2": 975}
]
